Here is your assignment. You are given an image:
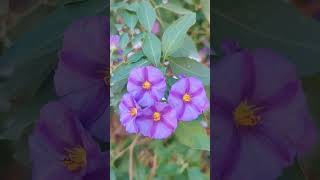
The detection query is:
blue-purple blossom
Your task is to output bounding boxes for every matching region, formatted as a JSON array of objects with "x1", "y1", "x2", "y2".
[
  {"x1": 151, "y1": 21, "x2": 160, "y2": 34},
  {"x1": 29, "y1": 101, "x2": 107, "y2": 180},
  {"x1": 127, "y1": 66, "x2": 166, "y2": 107},
  {"x1": 54, "y1": 16, "x2": 108, "y2": 141},
  {"x1": 110, "y1": 35, "x2": 120, "y2": 51},
  {"x1": 119, "y1": 93, "x2": 141, "y2": 133},
  {"x1": 136, "y1": 102, "x2": 177, "y2": 139},
  {"x1": 168, "y1": 77, "x2": 209, "y2": 121},
  {"x1": 213, "y1": 49, "x2": 317, "y2": 180}
]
